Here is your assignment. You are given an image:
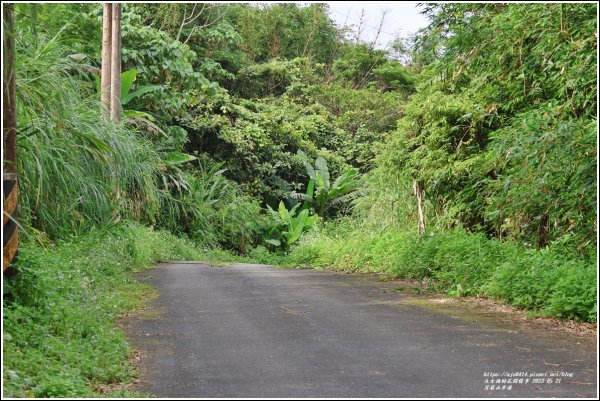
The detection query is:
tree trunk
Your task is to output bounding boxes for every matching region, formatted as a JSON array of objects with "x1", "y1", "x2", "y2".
[
  {"x1": 3, "y1": 3, "x2": 18, "y2": 271},
  {"x1": 110, "y1": 3, "x2": 122, "y2": 123},
  {"x1": 101, "y1": 3, "x2": 112, "y2": 120},
  {"x1": 3, "y1": 4, "x2": 16, "y2": 175},
  {"x1": 413, "y1": 180, "x2": 425, "y2": 235}
]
